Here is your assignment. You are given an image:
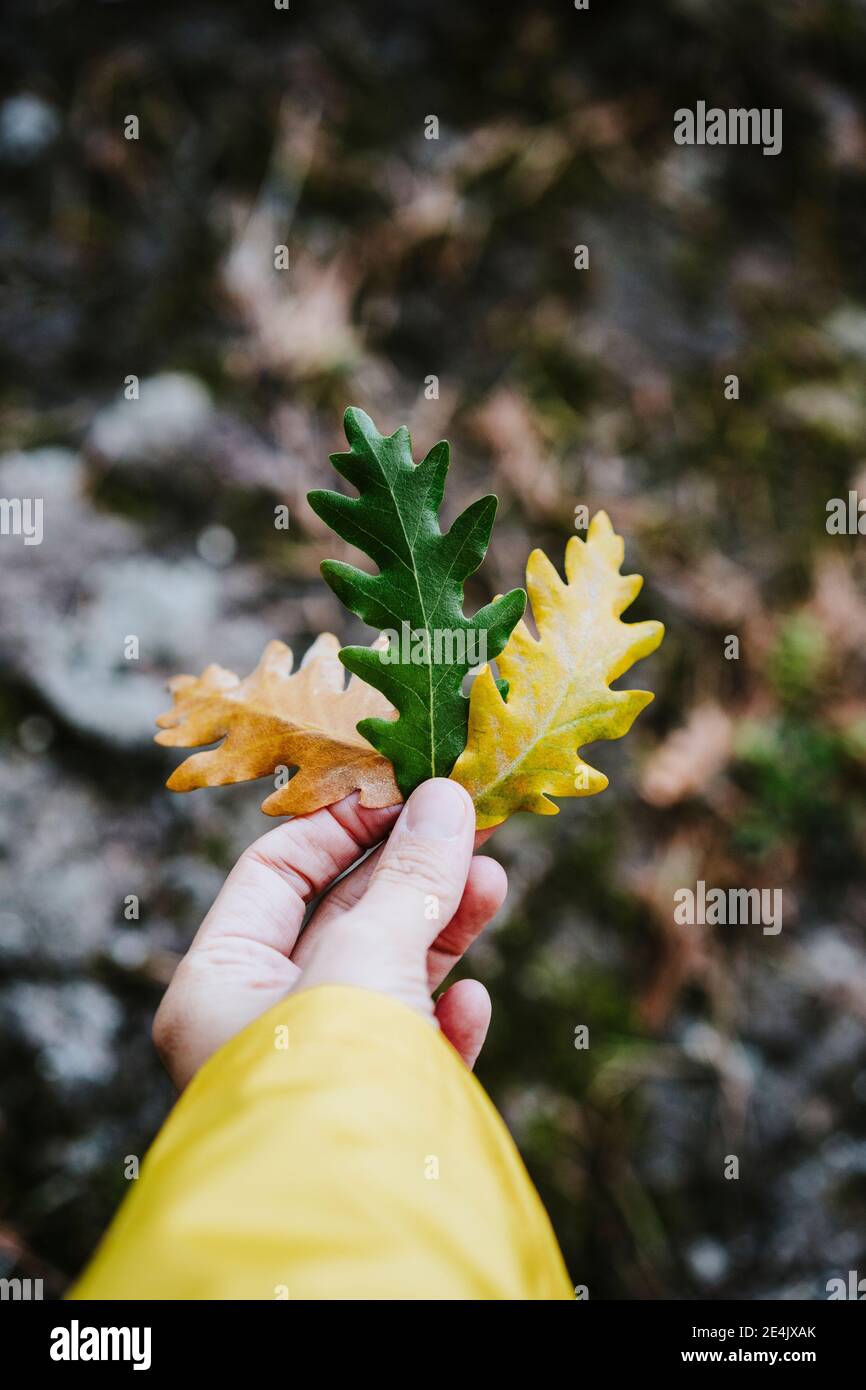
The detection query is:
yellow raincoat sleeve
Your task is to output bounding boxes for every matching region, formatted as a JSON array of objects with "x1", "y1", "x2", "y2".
[{"x1": 70, "y1": 985, "x2": 573, "y2": 1300}]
